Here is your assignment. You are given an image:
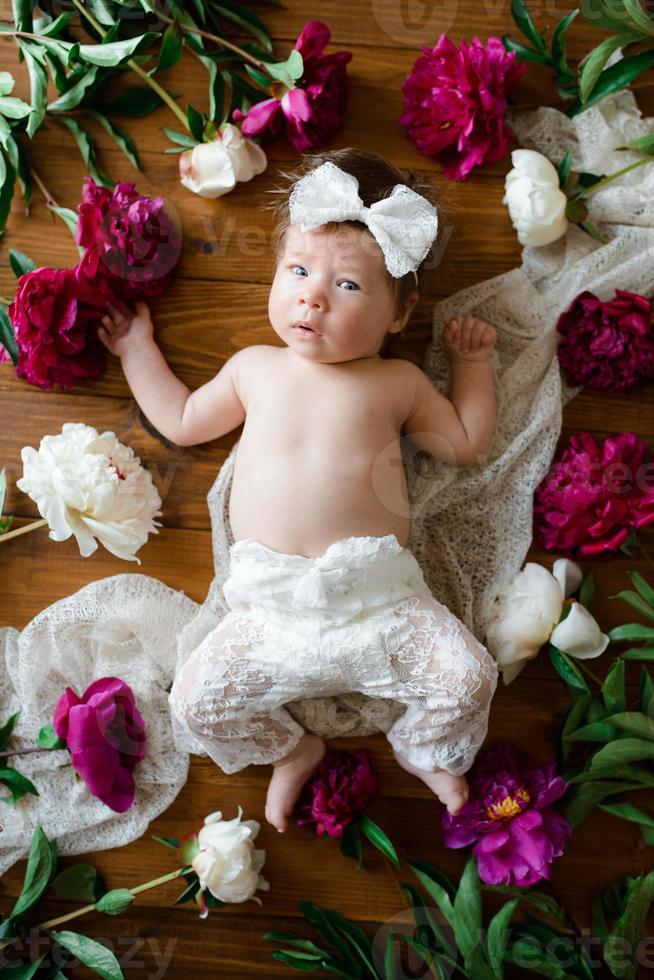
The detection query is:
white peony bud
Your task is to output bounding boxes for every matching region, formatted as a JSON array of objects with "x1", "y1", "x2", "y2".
[
  {"x1": 16, "y1": 423, "x2": 161, "y2": 562},
  {"x1": 503, "y1": 149, "x2": 569, "y2": 247},
  {"x1": 179, "y1": 124, "x2": 267, "y2": 199},
  {"x1": 191, "y1": 808, "x2": 269, "y2": 905},
  {"x1": 550, "y1": 602, "x2": 609, "y2": 660}
]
